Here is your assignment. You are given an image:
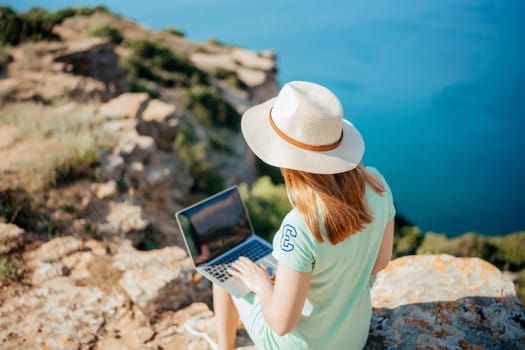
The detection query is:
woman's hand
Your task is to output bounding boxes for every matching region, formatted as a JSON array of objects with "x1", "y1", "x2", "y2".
[{"x1": 229, "y1": 256, "x2": 272, "y2": 295}]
